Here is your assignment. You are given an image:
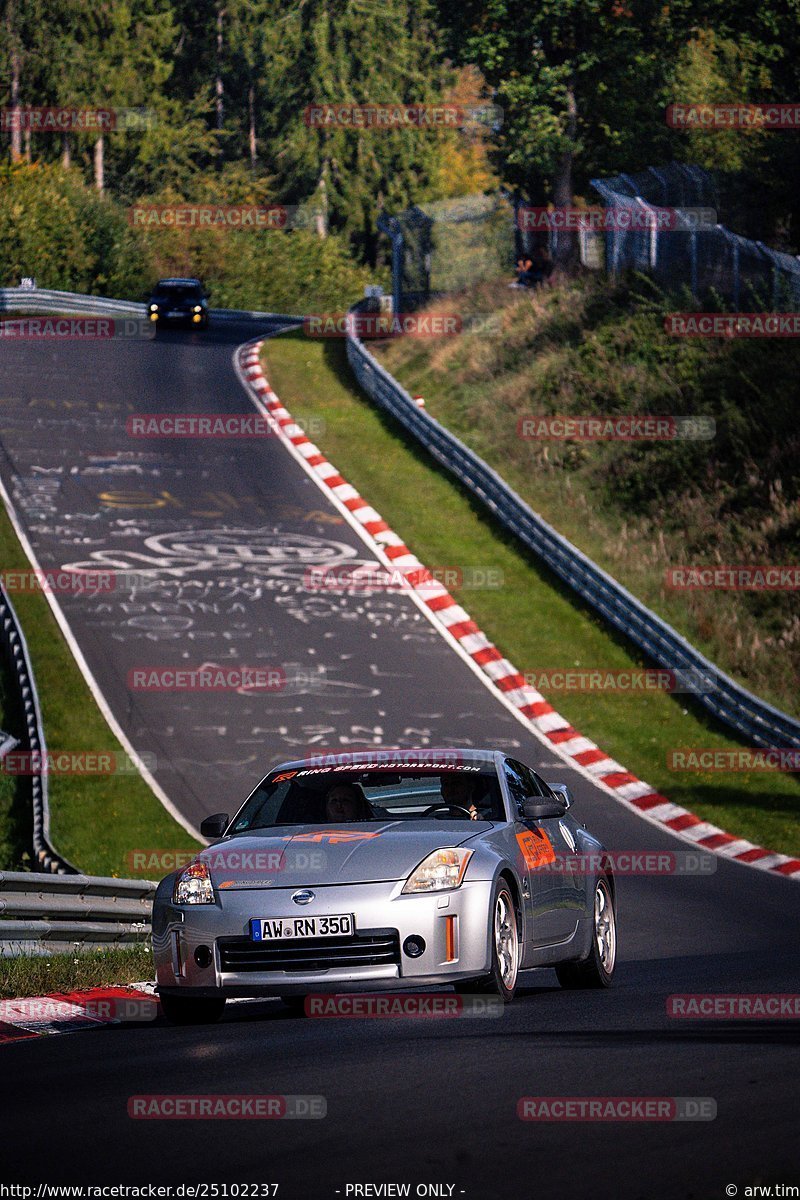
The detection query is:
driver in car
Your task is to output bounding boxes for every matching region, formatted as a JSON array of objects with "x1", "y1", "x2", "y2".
[
  {"x1": 440, "y1": 773, "x2": 490, "y2": 820},
  {"x1": 324, "y1": 782, "x2": 372, "y2": 822}
]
